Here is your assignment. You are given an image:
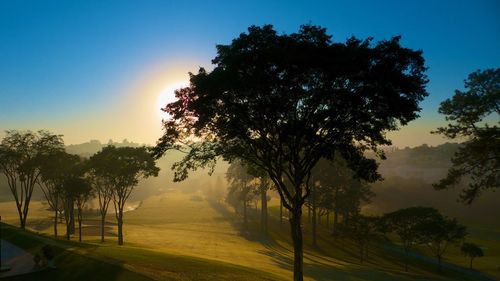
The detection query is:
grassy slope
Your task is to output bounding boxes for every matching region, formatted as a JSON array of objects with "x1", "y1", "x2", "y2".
[
  {"x1": 0, "y1": 191, "x2": 498, "y2": 280},
  {"x1": 0, "y1": 224, "x2": 152, "y2": 281},
  {"x1": 0, "y1": 223, "x2": 281, "y2": 281}
]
